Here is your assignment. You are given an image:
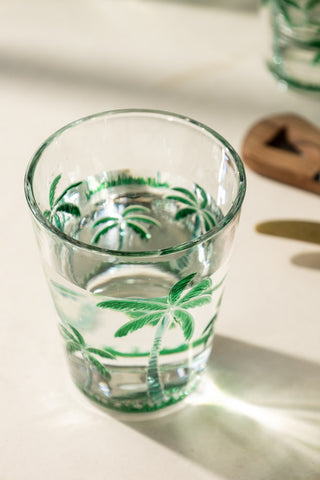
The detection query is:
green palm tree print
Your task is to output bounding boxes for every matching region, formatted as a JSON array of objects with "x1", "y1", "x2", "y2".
[
  {"x1": 91, "y1": 205, "x2": 160, "y2": 248},
  {"x1": 270, "y1": 0, "x2": 320, "y2": 27},
  {"x1": 273, "y1": 0, "x2": 320, "y2": 56},
  {"x1": 59, "y1": 323, "x2": 116, "y2": 388},
  {"x1": 167, "y1": 186, "x2": 220, "y2": 233},
  {"x1": 44, "y1": 174, "x2": 81, "y2": 230},
  {"x1": 97, "y1": 272, "x2": 213, "y2": 404}
]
